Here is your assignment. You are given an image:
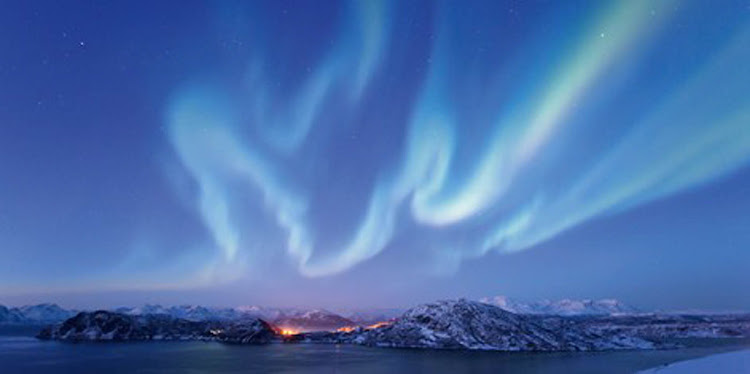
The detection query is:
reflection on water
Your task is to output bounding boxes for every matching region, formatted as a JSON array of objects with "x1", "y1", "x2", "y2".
[{"x1": 0, "y1": 334, "x2": 748, "y2": 374}]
